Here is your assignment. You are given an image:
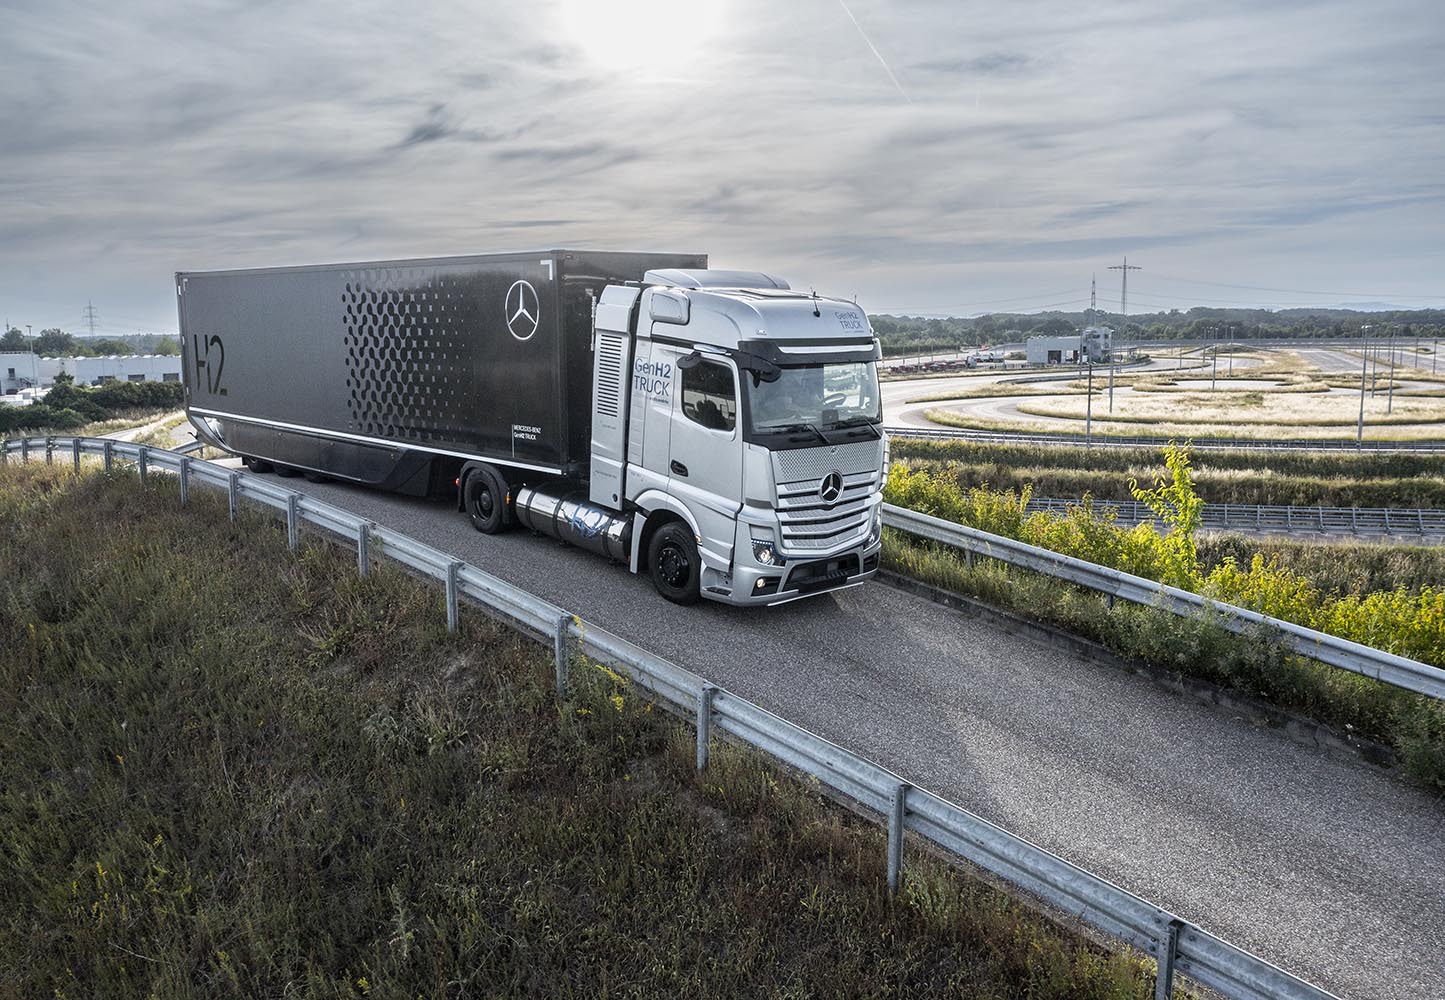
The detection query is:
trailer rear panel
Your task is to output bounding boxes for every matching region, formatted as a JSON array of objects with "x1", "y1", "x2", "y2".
[{"x1": 179, "y1": 249, "x2": 704, "y2": 486}]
